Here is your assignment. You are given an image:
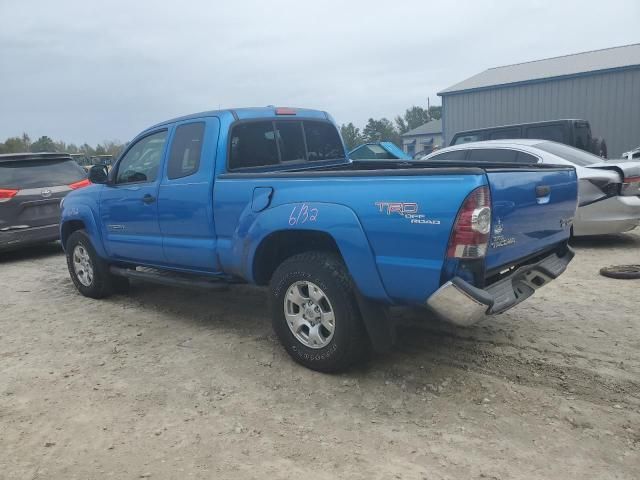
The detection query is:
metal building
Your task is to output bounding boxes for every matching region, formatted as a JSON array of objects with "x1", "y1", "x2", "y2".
[{"x1": 438, "y1": 43, "x2": 640, "y2": 157}]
